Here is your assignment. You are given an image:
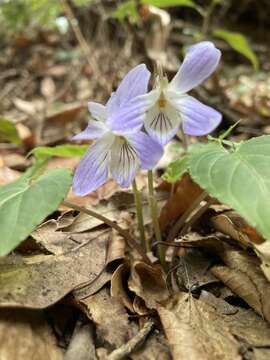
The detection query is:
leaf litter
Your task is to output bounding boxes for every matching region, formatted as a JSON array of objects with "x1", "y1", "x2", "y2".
[{"x1": 2, "y1": 4, "x2": 270, "y2": 359}]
